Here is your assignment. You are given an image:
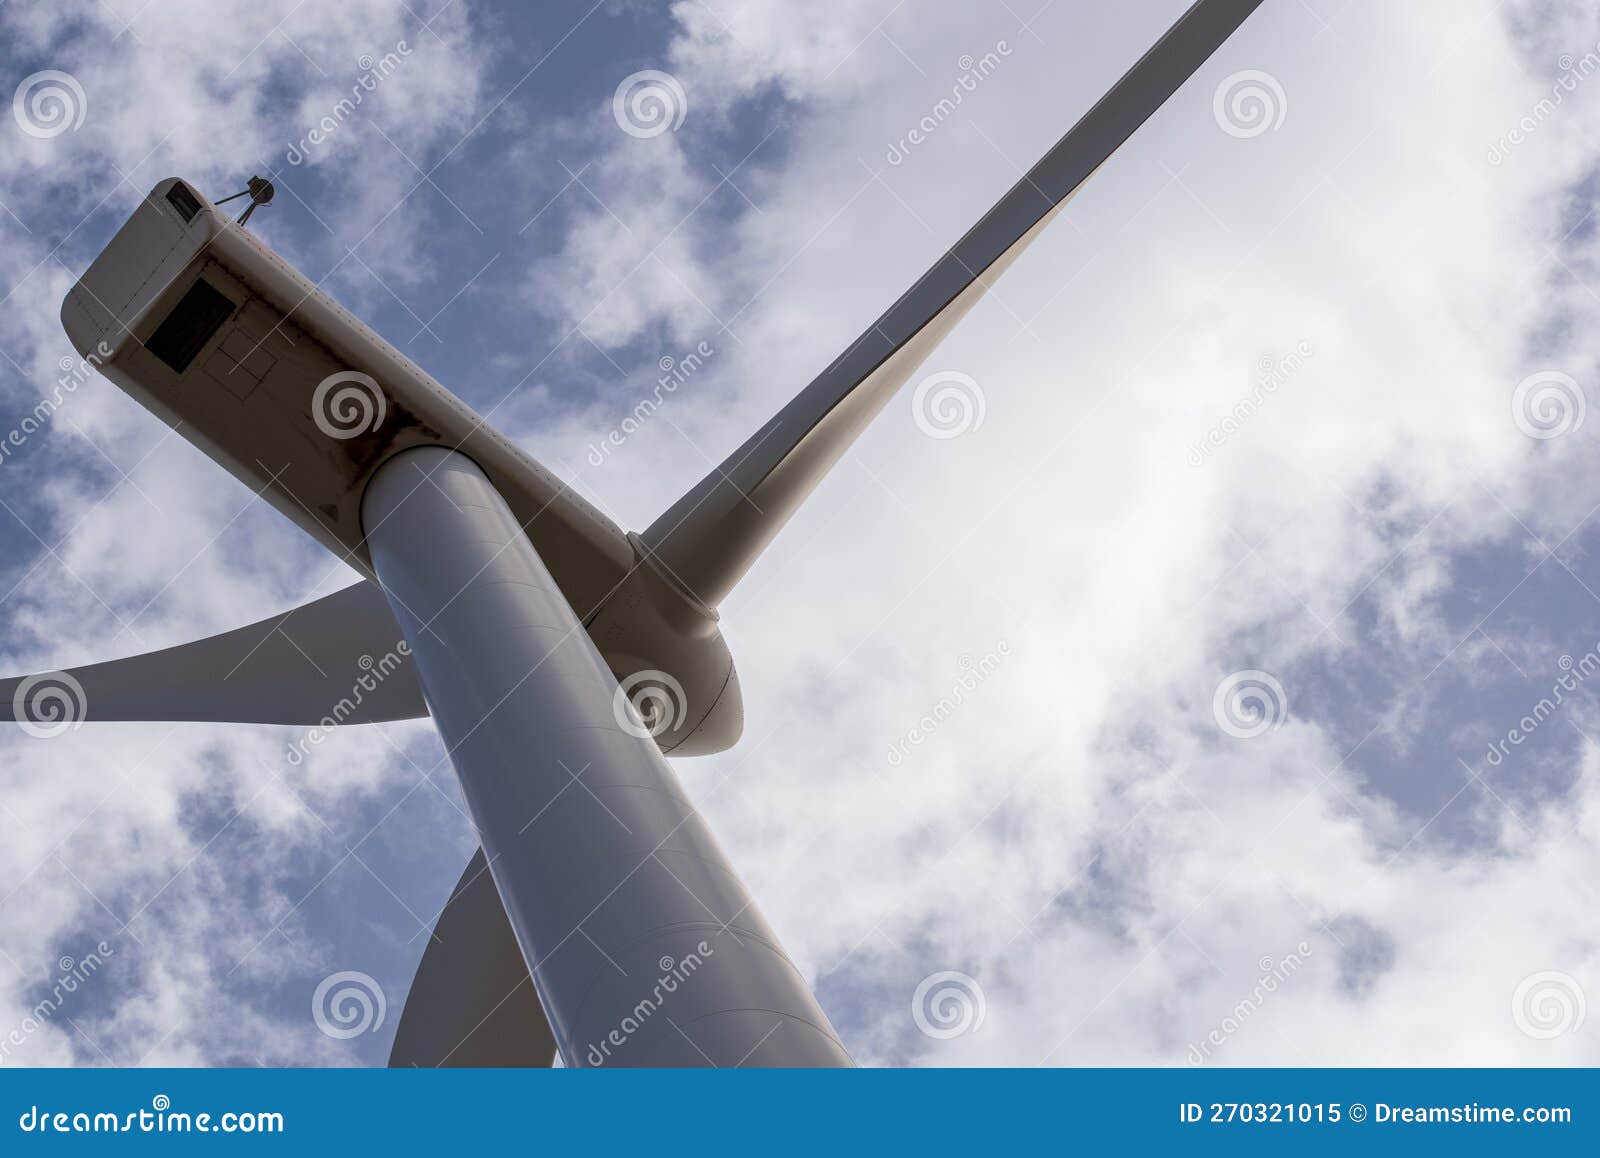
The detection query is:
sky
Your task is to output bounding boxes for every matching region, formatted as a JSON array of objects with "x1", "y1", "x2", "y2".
[{"x1": 1, "y1": 0, "x2": 1598, "y2": 1067}]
